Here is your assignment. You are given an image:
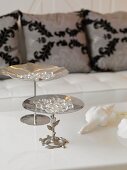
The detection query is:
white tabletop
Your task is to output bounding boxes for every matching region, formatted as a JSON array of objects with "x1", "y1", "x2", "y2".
[{"x1": 1, "y1": 90, "x2": 127, "y2": 170}]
